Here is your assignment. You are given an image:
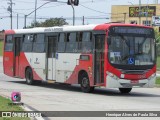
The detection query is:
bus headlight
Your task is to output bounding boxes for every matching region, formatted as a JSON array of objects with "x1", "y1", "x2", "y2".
[
  {"x1": 148, "y1": 73, "x2": 156, "y2": 80},
  {"x1": 106, "y1": 71, "x2": 119, "y2": 80}
]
